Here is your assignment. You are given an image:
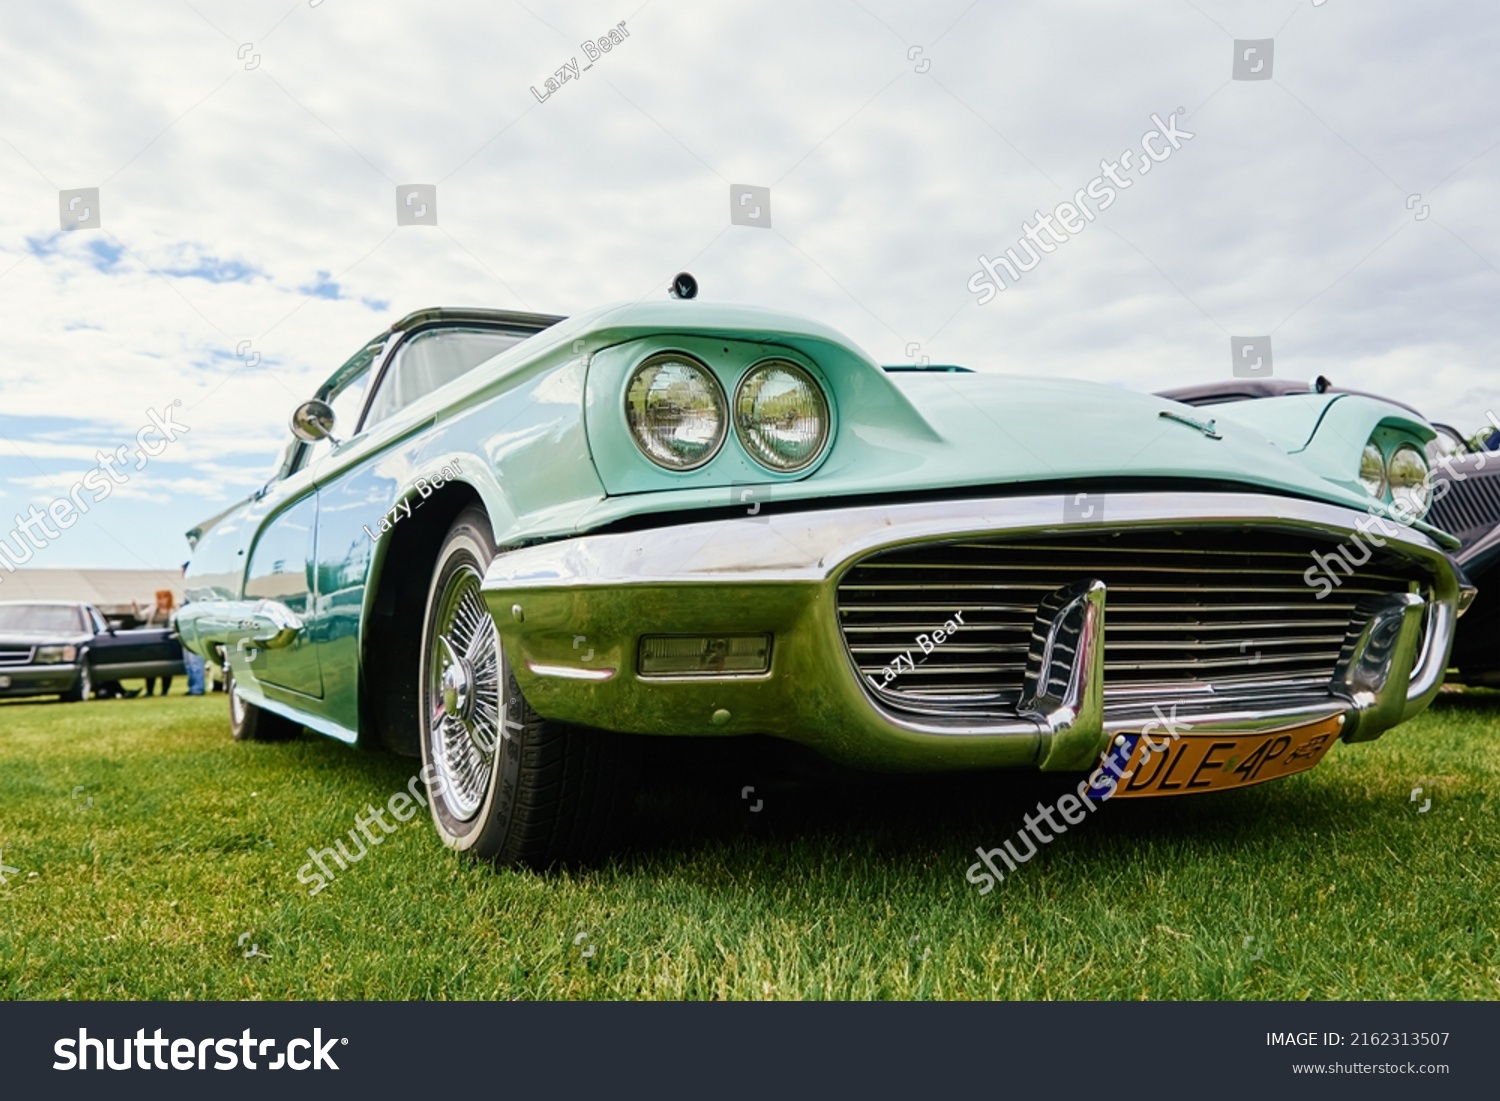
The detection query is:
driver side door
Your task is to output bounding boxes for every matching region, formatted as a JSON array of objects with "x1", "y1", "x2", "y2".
[{"x1": 237, "y1": 341, "x2": 382, "y2": 701}]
